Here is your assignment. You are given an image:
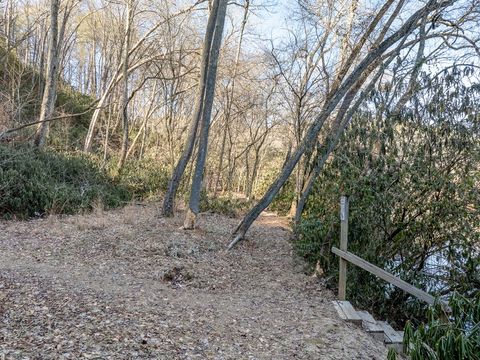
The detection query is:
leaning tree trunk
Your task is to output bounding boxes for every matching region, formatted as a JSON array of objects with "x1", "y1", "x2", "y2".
[
  {"x1": 294, "y1": 93, "x2": 361, "y2": 225},
  {"x1": 183, "y1": 0, "x2": 228, "y2": 229},
  {"x1": 84, "y1": 75, "x2": 116, "y2": 152},
  {"x1": 293, "y1": 30, "x2": 410, "y2": 225},
  {"x1": 33, "y1": 0, "x2": 60, "y2": 148},
  {"x1": 227, "y1": 1, "x2": 445, "y2": 248},
  {"x1": 126, "y1": 82, "x2": 157, "y2": 159},
  {"x1": 83, "y1": 13, "x2": 173, "y2": 153},
  {"x1": 246, "y1": 136, "x2": 266, "y2": 199},
  {"x1": 161, "y1": 0, "x2": 222, "y2": 217}
]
